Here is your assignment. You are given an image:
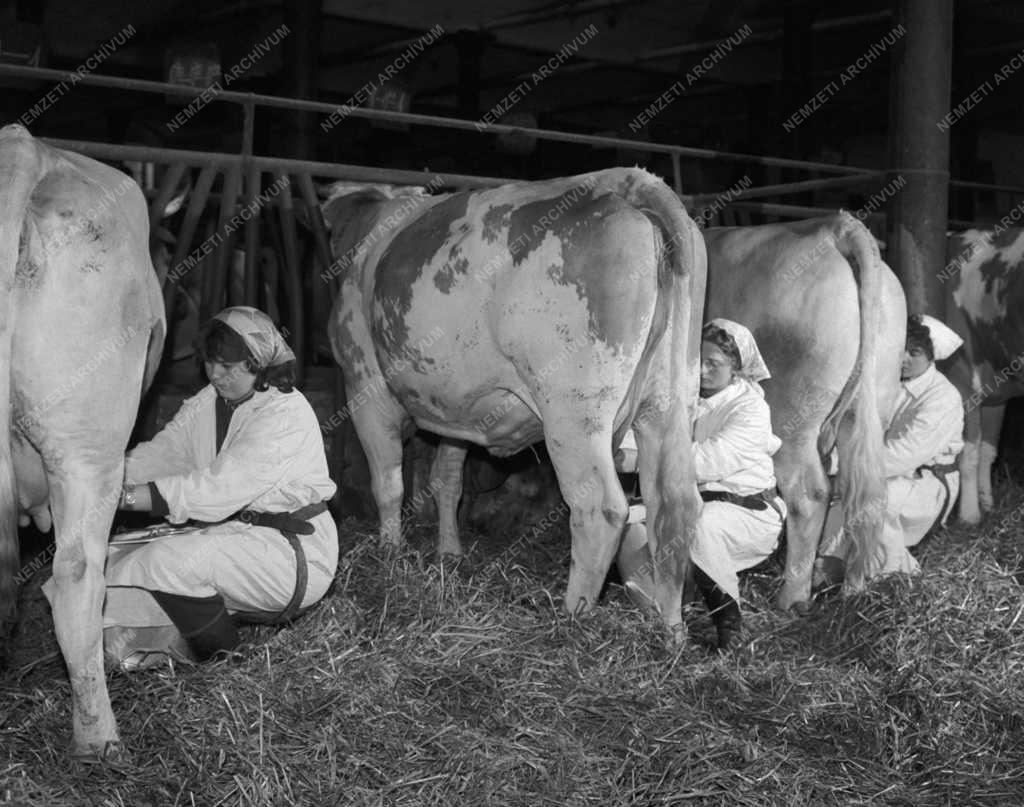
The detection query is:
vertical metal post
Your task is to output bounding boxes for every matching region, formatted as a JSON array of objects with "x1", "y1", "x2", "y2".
[
  {"x1": 885, "y1": 0, "x2": 954, "y2": 317},
  {"x1": 241, "y1": 99, "x2": 260, "y2": 308}
]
